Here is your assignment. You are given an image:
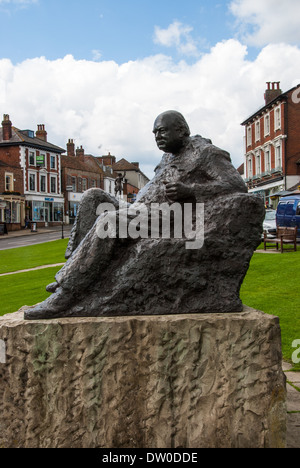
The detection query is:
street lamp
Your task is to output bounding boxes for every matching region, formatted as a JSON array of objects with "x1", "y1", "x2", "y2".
[{"x1": 63, "y1": 185, "x2": 74, "y2": 239}]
